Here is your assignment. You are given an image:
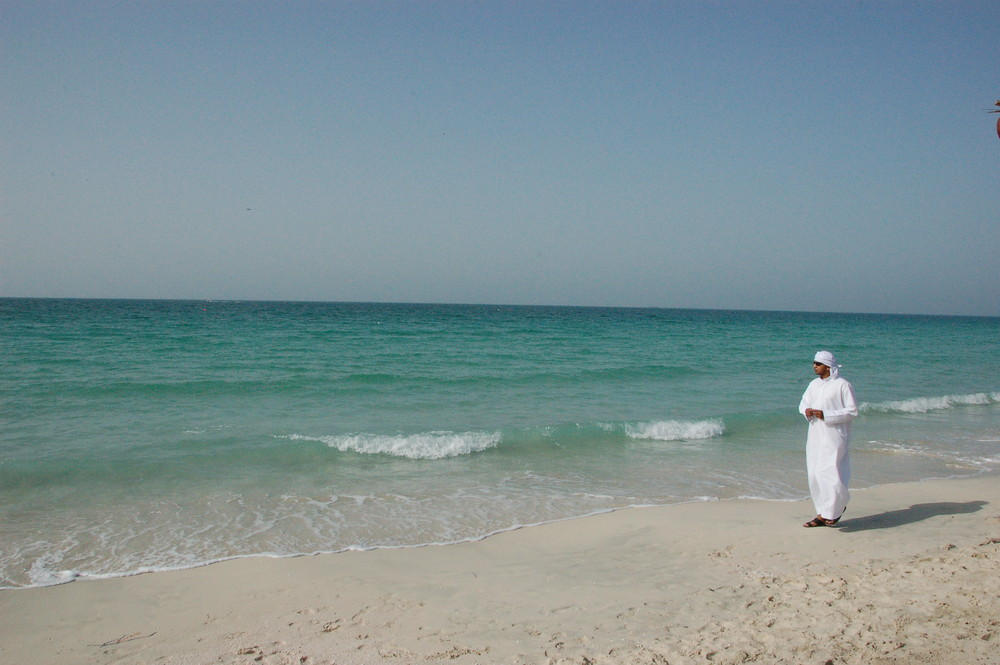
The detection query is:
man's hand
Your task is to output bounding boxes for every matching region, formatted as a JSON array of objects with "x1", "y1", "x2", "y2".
[{"x1": 805, "y1": 408, "x2": 825, "y2": 420}]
